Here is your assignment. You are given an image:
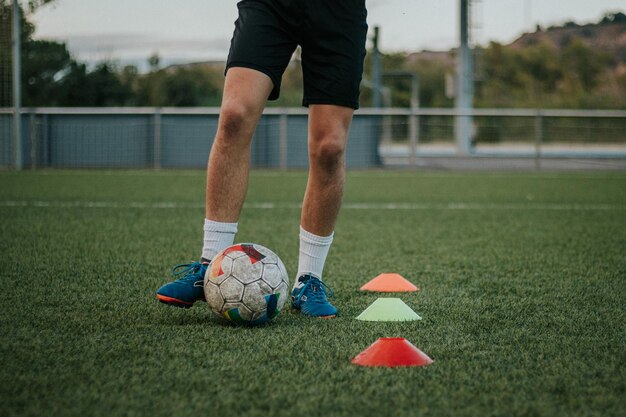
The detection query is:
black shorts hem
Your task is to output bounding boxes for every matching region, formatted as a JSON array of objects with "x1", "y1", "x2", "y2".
[
  {"x1": 303, "y1": 97, "x2": 360, "y2": 110},
  {"x1": 225, "y1": 61, "x2": 281, "y2": 100}
]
